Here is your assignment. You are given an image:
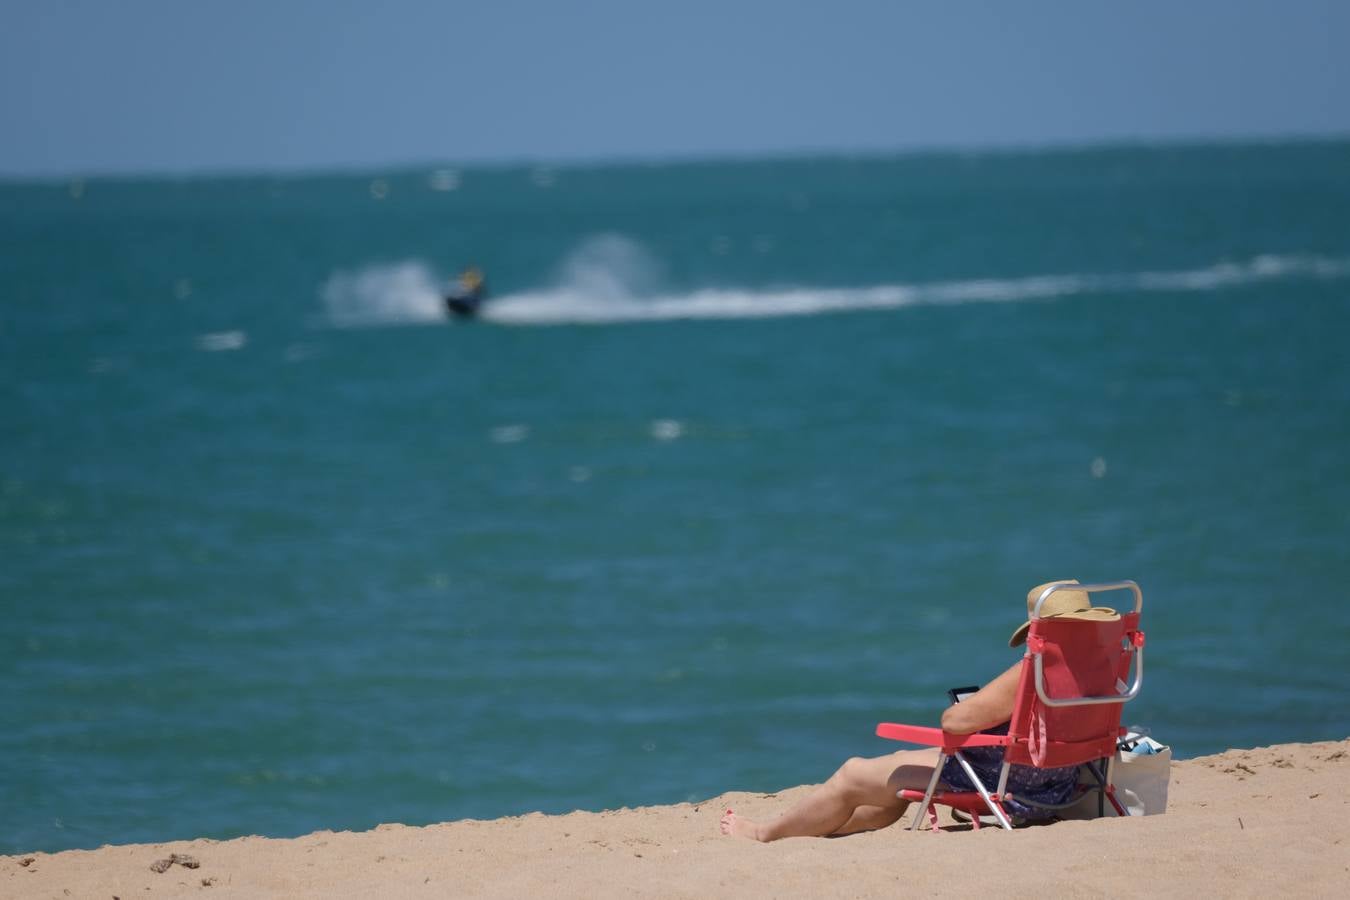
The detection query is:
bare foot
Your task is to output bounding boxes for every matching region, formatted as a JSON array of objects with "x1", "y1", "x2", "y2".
[{"x1": 719, "y1": 808, "x2": 765, "y2": 842}]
